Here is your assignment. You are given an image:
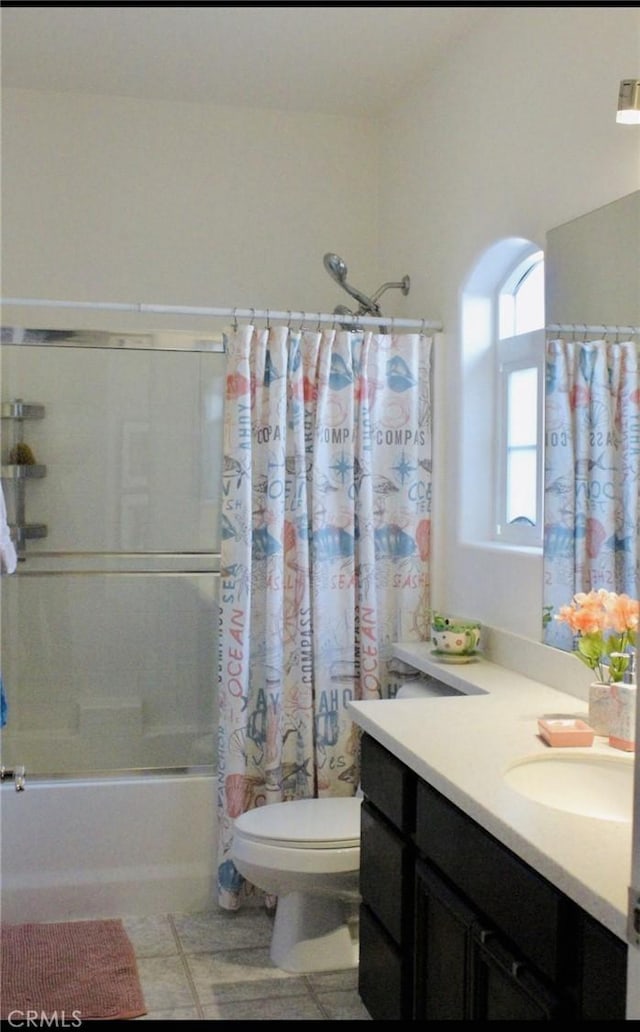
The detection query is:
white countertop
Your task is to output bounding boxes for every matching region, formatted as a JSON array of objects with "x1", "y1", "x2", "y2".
[{"x1": 348, "y1": 644, "x2": 633, "y2": 942}]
